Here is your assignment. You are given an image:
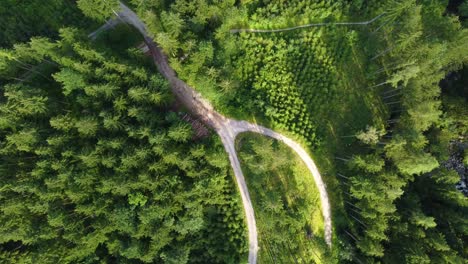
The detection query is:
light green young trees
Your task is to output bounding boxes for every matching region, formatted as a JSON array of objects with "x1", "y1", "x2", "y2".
[
  {"x1": 356, "y1": 125, "x2": 385, "y2": 145},
  {"x1": 77, "y1": 0, "x2": 119, "y2": 22}
]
